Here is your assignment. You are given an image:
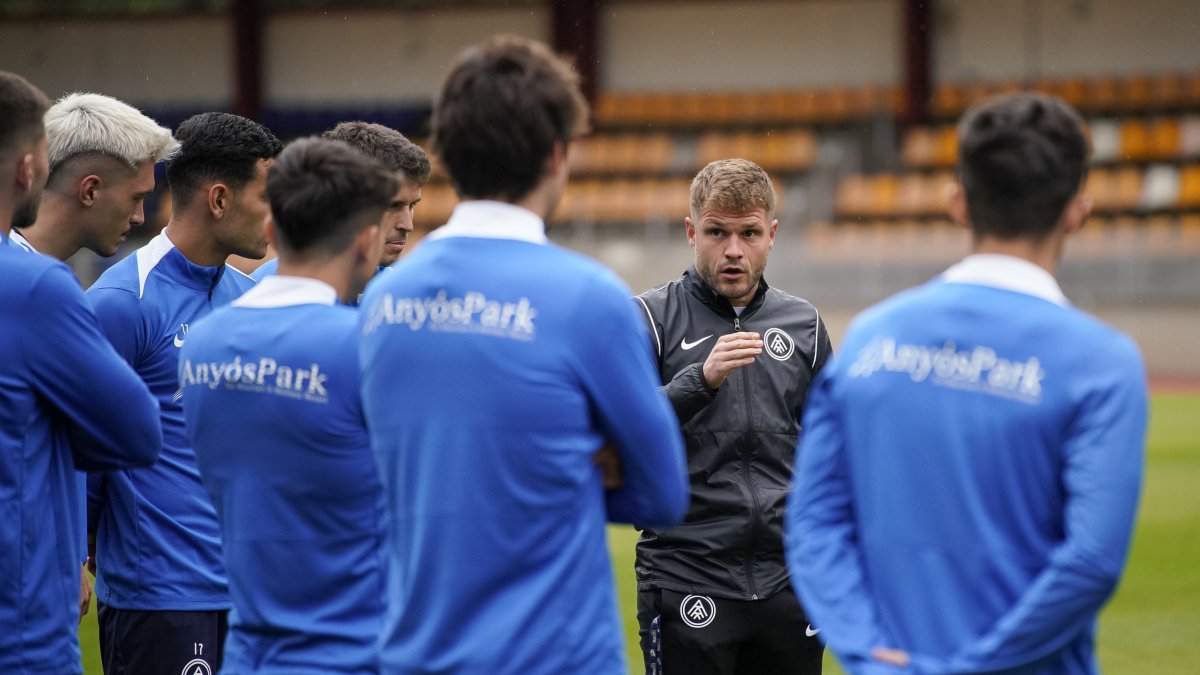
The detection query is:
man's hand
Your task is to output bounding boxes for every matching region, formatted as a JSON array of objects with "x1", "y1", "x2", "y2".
[
  {"x1": 702, "y1": 332, "x2": 762, "y2": 390},
  {"x1": 871, "y1": 646, "x2": 910, "y2": 668},
  {"x1": 593, "y1": 444, "x2": 625, "y2": 490},
  {"x1": 79, "y1": 564, "x2": 93, "y2": 624},
  {"x1": 87, "y1": 533, "x2": 97, "y2": 575}
]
